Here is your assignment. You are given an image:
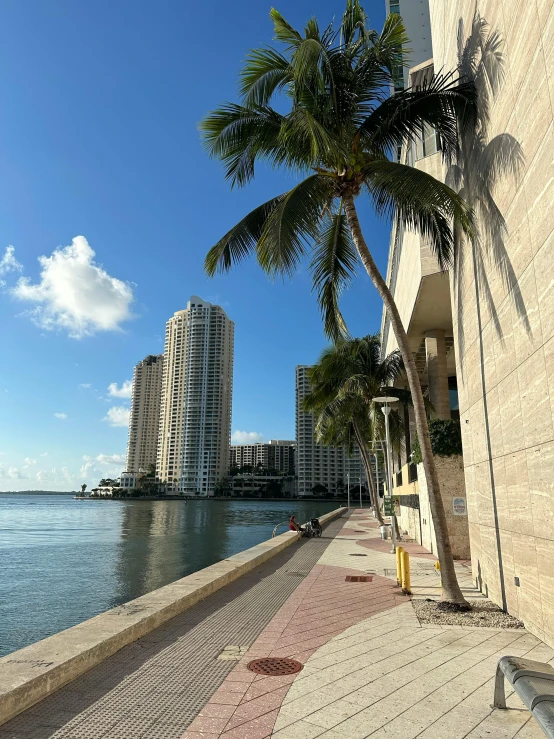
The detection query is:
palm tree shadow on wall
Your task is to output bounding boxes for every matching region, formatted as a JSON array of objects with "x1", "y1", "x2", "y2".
[
  {"x1": 447, "y1": 11, "x2": 526, "y2": 612},
  {"x1": 448, "y1": 10, "x2": 527, "y2": 364}
]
